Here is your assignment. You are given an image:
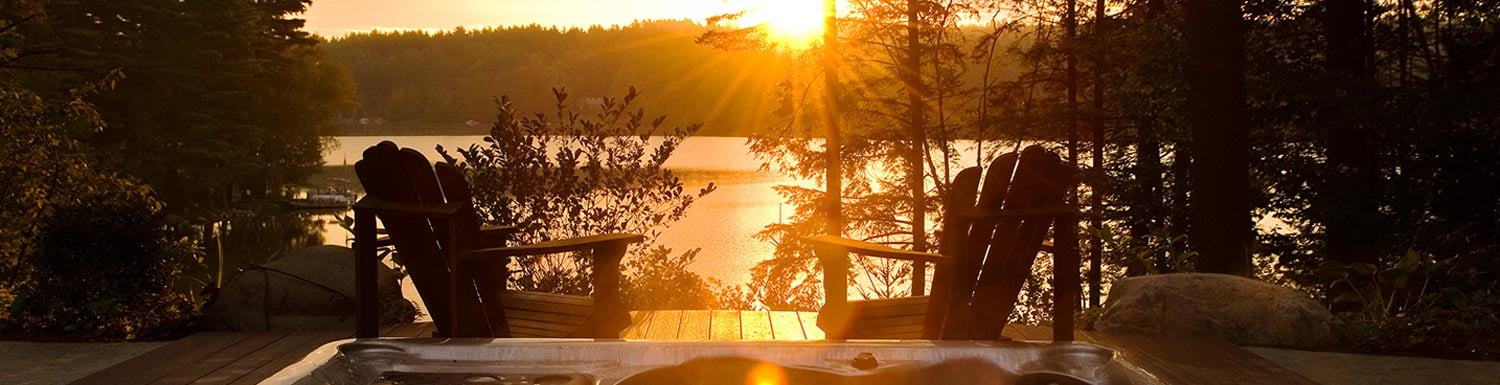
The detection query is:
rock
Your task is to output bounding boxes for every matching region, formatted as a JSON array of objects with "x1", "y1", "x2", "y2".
[
  {"x1": 1094, "y1": 273, "x2": 1339, "y2": 349},
  {"x1": 202, "y1": 245, "x2": 415, "y2": 331}
]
